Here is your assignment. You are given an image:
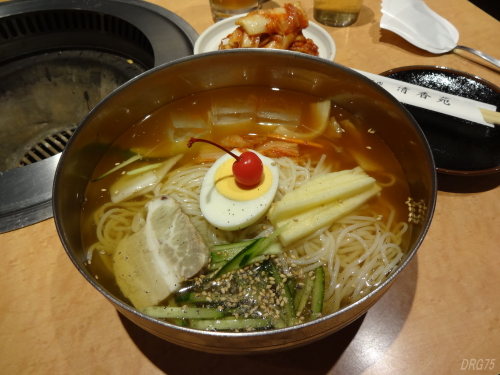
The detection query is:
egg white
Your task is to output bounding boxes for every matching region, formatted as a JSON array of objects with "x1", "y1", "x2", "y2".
[{"x1": 199, "y1": 149, "x2": 279, "y2": 231}]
